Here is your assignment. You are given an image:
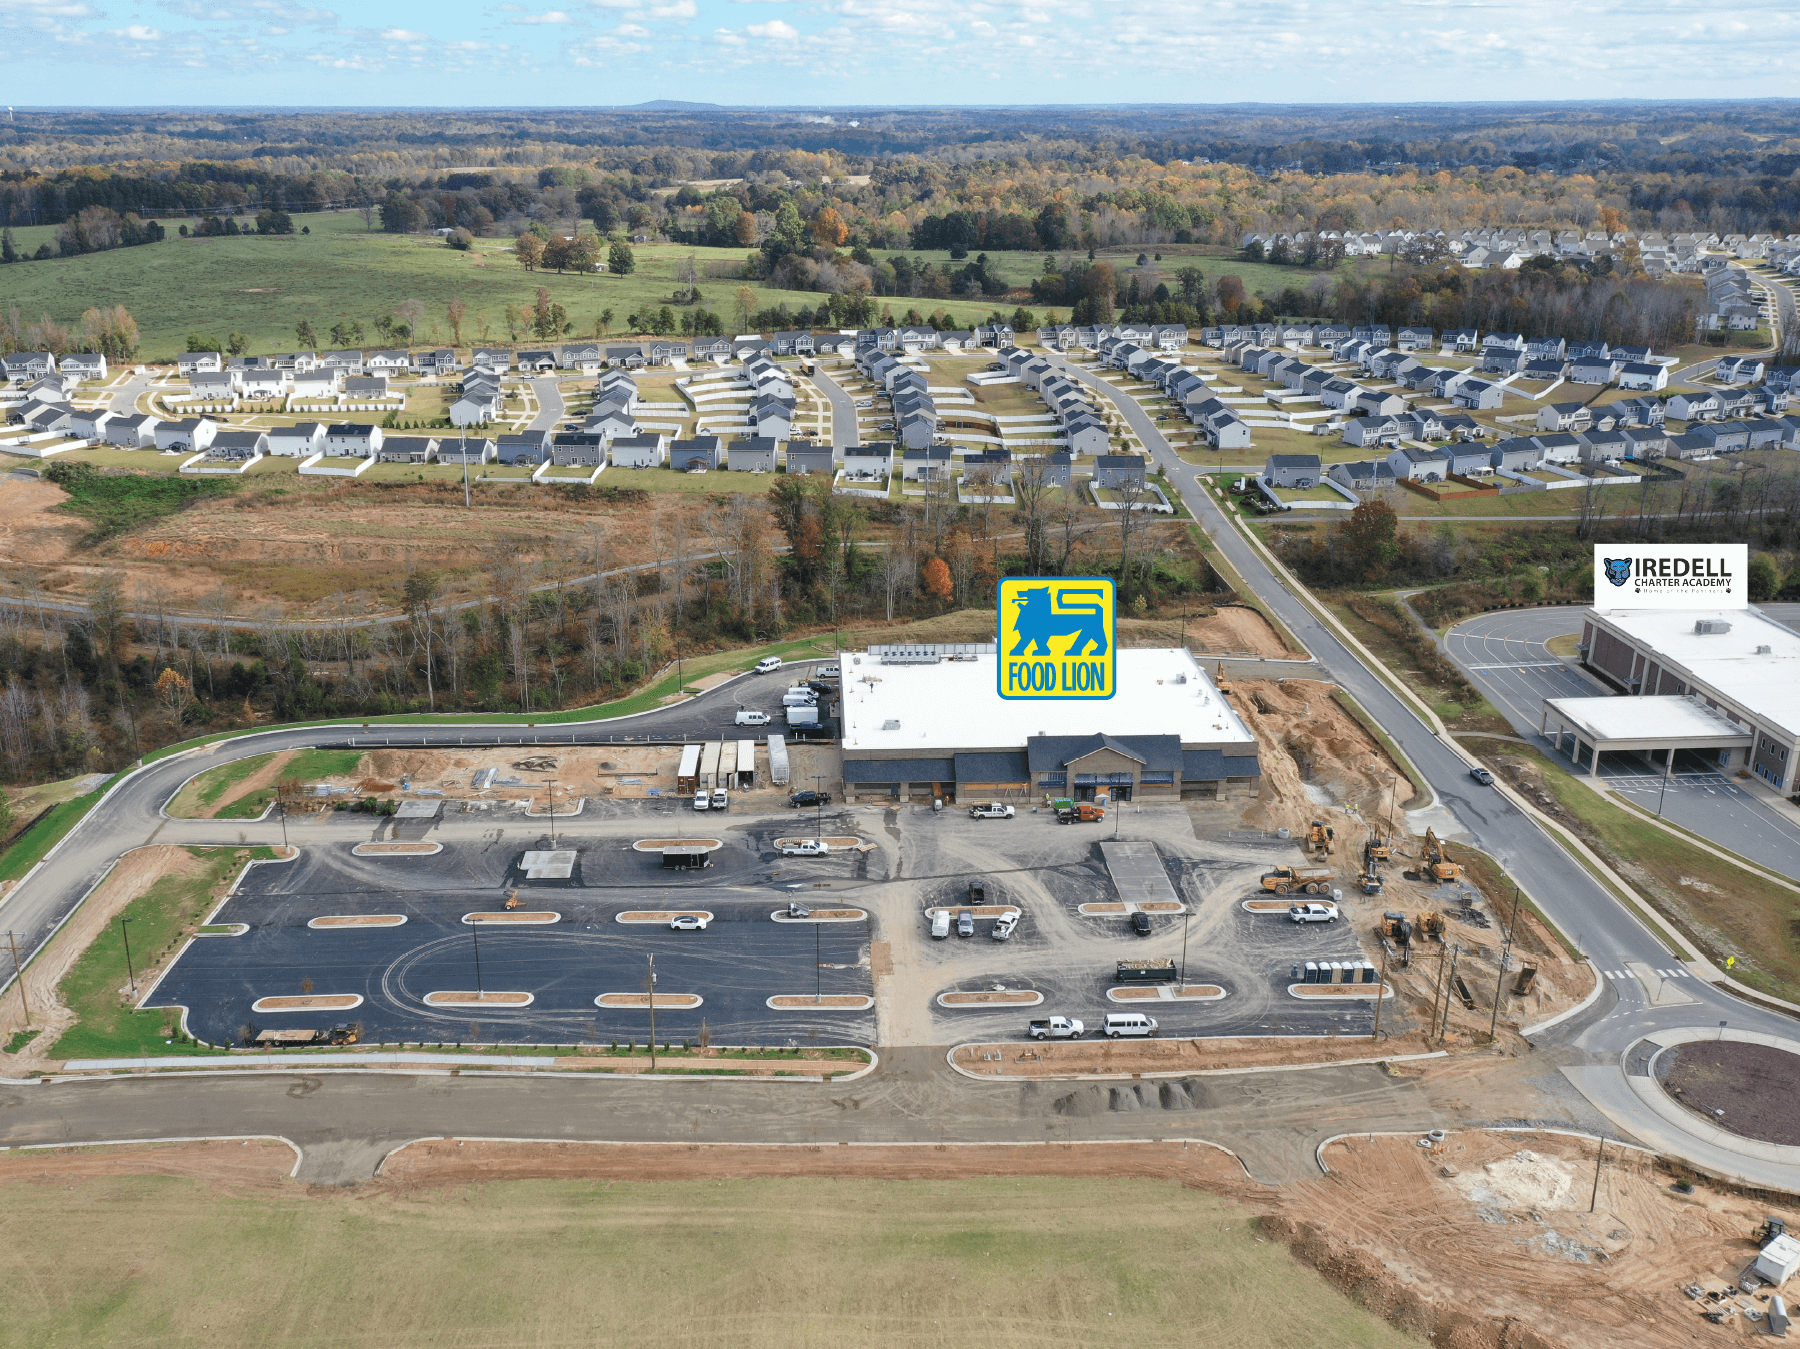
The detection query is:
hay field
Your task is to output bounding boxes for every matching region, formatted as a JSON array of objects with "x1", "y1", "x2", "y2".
[{"x1": 0, "y1": 1173, "x2": 1418, "y2": 1348}]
